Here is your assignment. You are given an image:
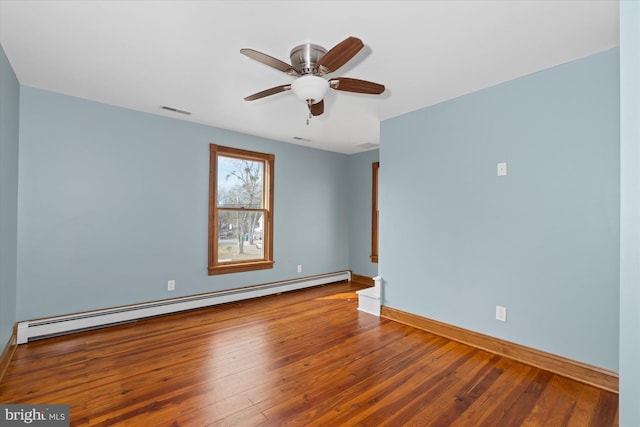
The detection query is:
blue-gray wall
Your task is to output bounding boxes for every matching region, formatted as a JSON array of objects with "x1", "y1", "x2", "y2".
[
  {"x1": 348, "y1": 149, "x2": 379, "y2": 278},
  {"x1": 380, "y1": 48, "x2": 620, "y2": 371},
  {"x1": 619, "y1": 1, "x2": 640, "y2": 425},
  {"x1": 0, "y1": 45, "x2": 20, "y2": 349},
  {"x1": 15, "y1": 87, "x2": 350, "y2": 320}
]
